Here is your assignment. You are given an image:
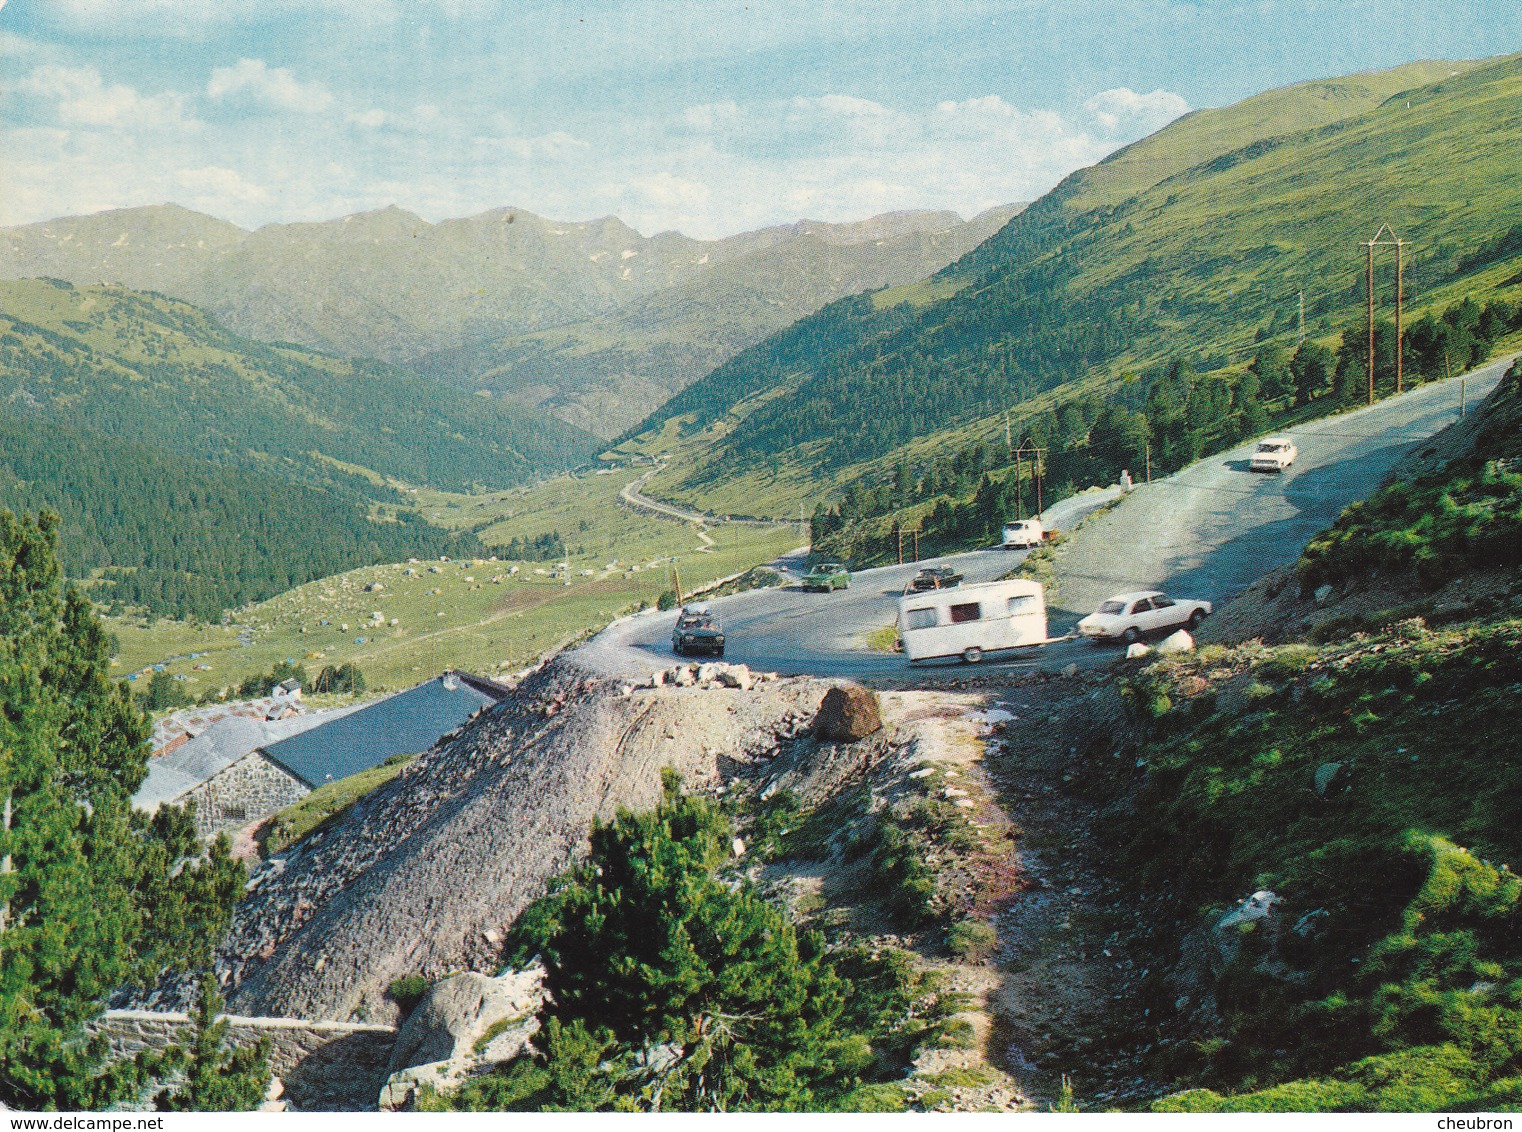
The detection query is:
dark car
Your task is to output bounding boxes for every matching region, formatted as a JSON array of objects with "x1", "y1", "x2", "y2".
[
  {"x1": 672, "y1": 606, "x2": 725, "y2": 656},
  {"x1": 801, "y1": 562, "x2": 851, "y2": 592},
  {"x1": 910, "y1": 565, "x2": 963, "y2": 592}
]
